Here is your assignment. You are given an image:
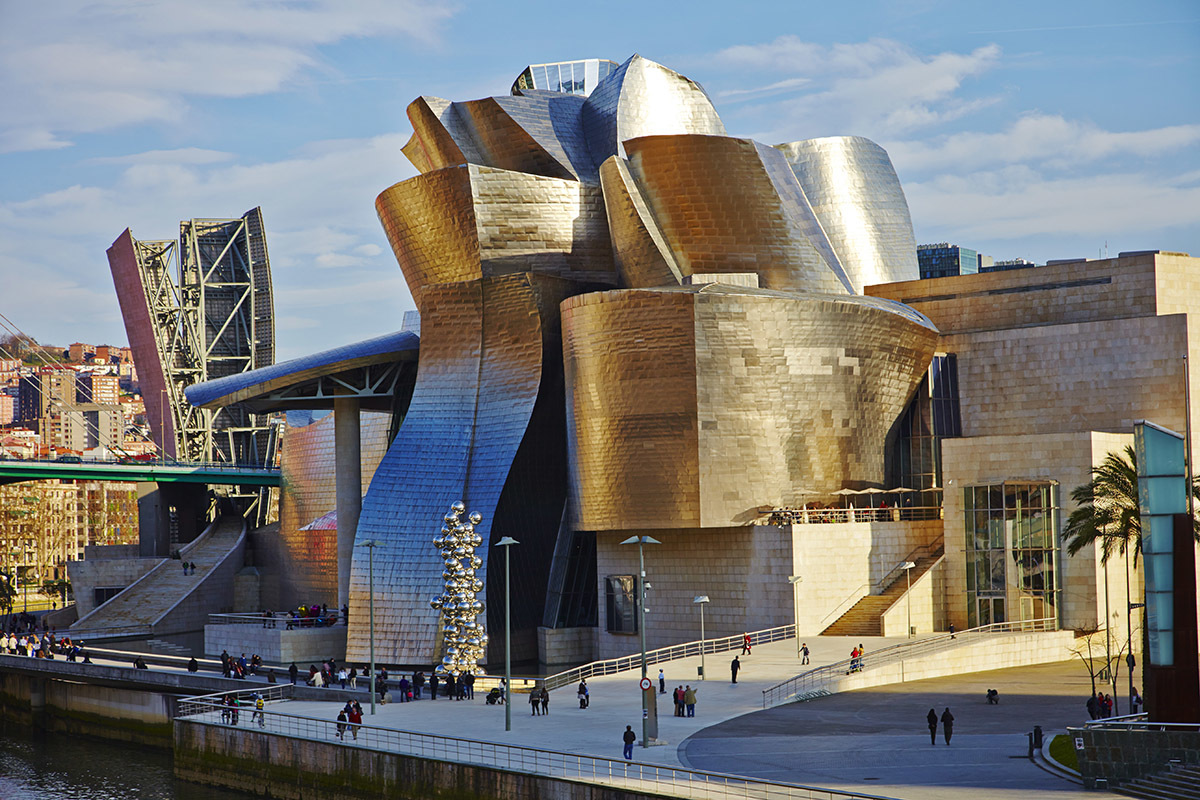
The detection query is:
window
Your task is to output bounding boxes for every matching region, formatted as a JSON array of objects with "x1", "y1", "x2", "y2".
[
  {"x1": 964, "y1": 481, "x2": 1059, "y2": 629},
  {"x1": 605, "y1": 575, "x2": 637, "y2": 634}
]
